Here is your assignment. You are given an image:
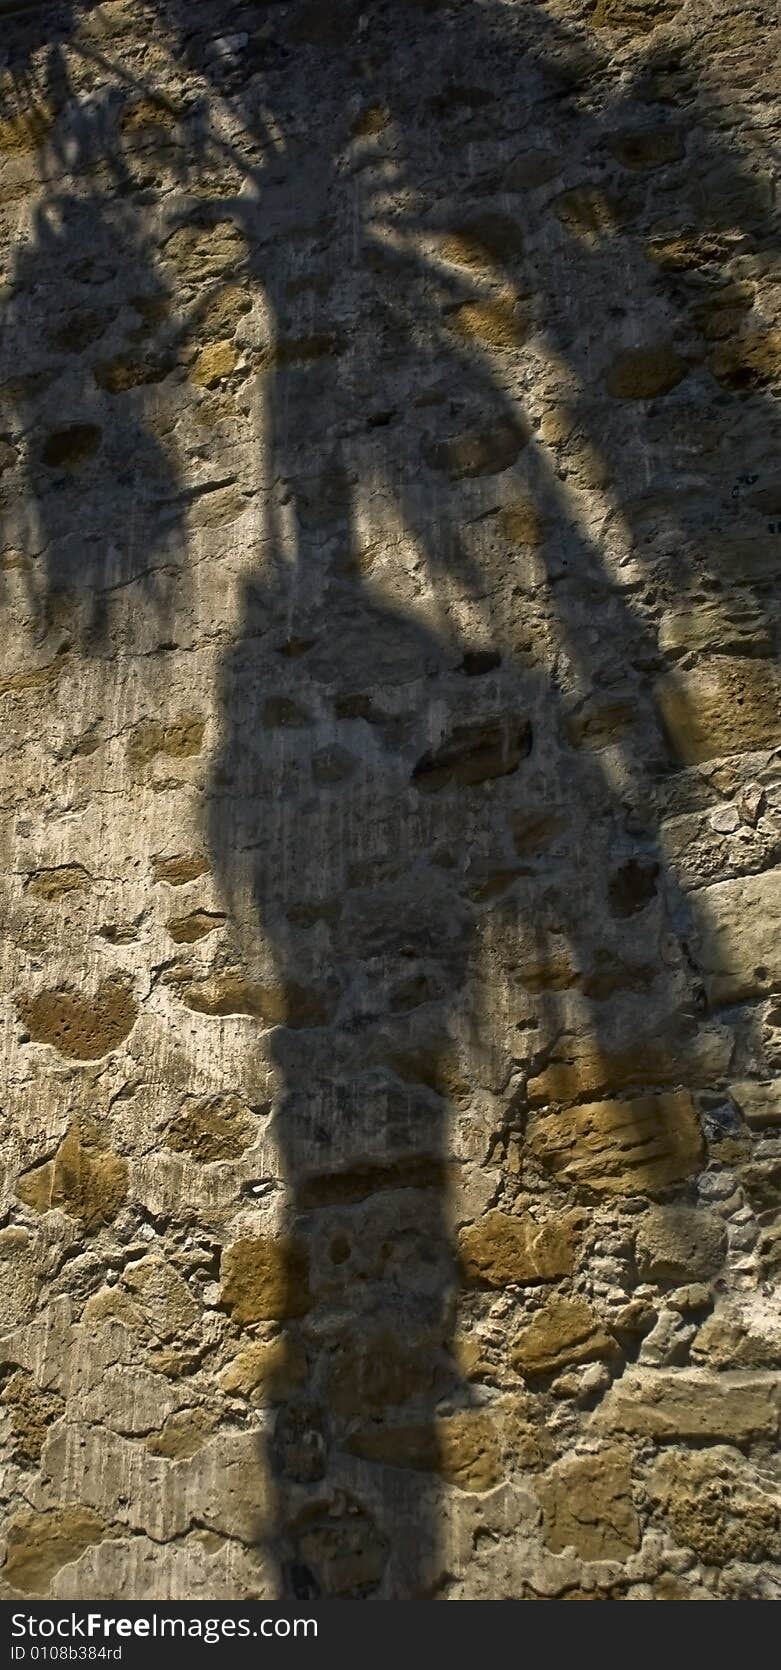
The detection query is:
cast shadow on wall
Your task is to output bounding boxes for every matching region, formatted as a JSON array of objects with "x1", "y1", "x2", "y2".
[
  {"x1": 186, "y1": 0, "x2": 781, "y2": 1599},
  {"x1": 3, "y1": 0, "x2": 780, "y2": 1599},
  {"x1": 2, "y1": 188, "x2": 188, "y2": 653}
]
